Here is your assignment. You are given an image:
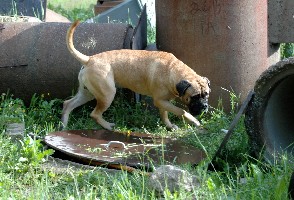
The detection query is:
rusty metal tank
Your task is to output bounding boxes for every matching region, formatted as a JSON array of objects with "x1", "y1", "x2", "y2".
[{"x1": 155, "y1": 0, "x2": 277, "y2": 110}]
